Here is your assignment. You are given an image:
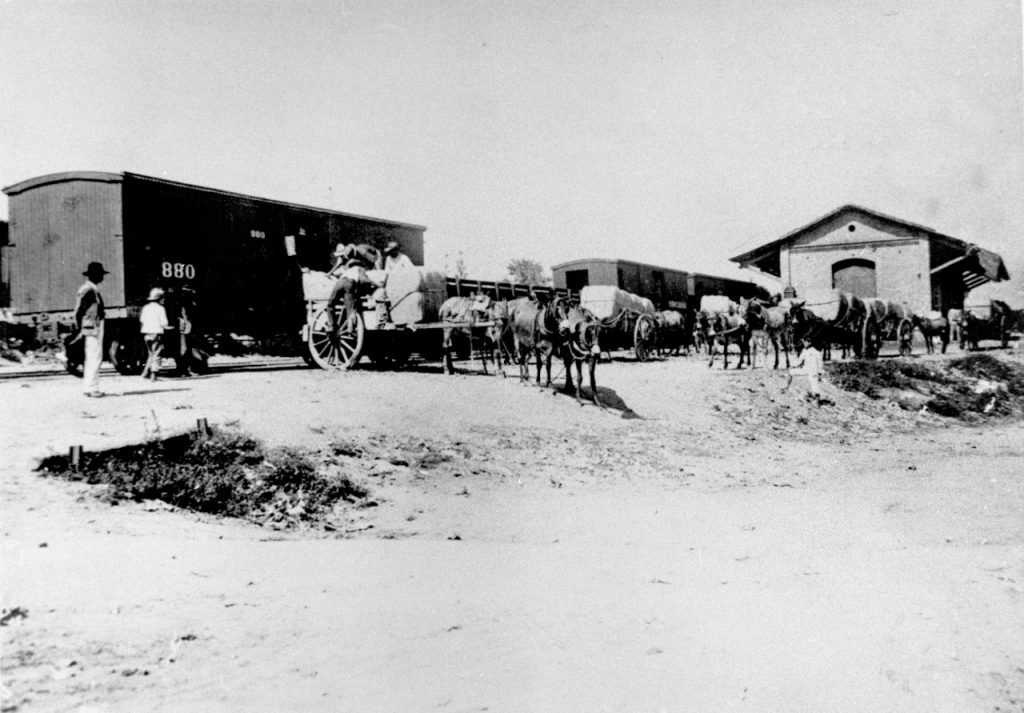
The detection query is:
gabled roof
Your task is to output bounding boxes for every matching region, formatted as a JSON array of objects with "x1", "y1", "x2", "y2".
[{"x1": 730, "y1": 204, "x2": 1008, "y2": 288}]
